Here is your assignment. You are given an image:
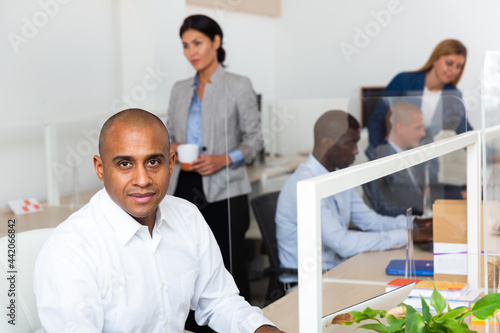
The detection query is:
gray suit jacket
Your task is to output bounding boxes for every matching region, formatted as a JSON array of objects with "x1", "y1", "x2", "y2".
[
  {"x1": 375, "y1": 143, "x2": 424, "y2": 215},
  {"x1": 166, "y1": 65, "x2": 263, "y2": 202}
]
